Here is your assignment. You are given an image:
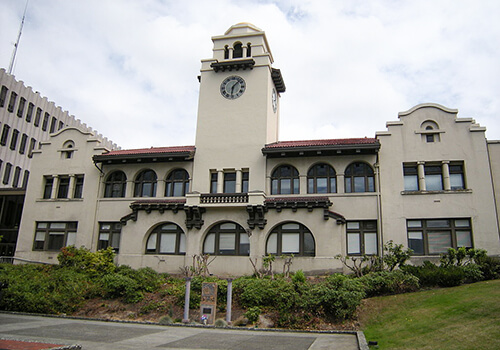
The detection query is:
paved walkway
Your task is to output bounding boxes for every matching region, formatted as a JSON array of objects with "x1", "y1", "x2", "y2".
[{"x1": 0, "y1": 313, "x2": 366, "y2": 350}]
